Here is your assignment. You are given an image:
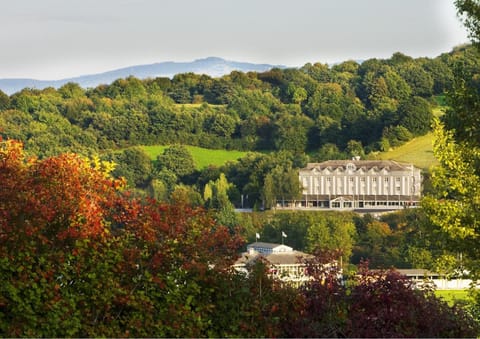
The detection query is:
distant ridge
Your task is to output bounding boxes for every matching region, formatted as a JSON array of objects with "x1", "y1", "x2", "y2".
[{"x1": 0, "y1": 57, "x2": 285, "y2": 95}]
